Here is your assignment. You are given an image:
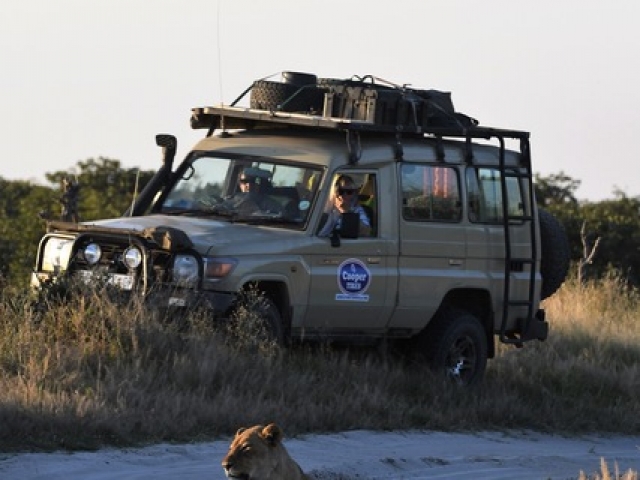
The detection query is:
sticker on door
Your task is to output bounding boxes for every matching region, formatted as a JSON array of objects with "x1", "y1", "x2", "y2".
[{"x1": 336, "y1": 258, "x2": 371, "y2": 302}]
